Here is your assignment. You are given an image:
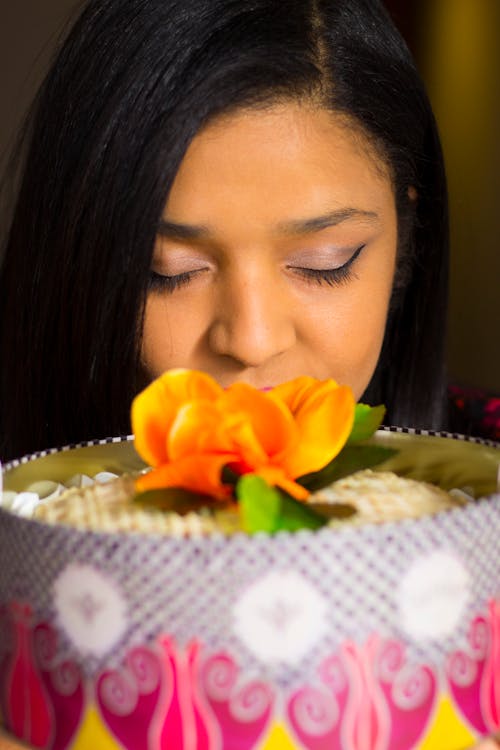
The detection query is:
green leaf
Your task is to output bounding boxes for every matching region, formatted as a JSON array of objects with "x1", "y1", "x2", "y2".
[
  {"x1": 275, "y1": 493, "x2": 327, "y2": 532},
  {"x1": 236, "y1": 475, "x2": 326, "y2": 534},
  {"x1": 237, "y1": 475, "x2": 281, "y2": 533},
  {"x1": 348, "y1": 403, "x2": 386, "y2": 444},
  {"x1": 133, "y1": 487, "x2": 216, "y2": 515},
  {"x1": 298, "y1": 444, "x2": 398, "y2": 493}
]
